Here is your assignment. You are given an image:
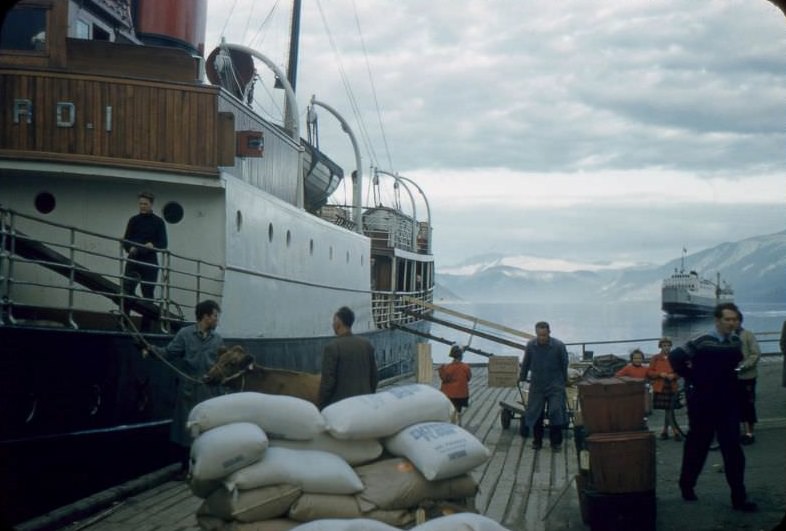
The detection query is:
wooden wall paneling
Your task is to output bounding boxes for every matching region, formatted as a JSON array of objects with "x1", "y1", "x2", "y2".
[
  {"x1": 124, "y1": 84, "x2": 135, "y2": 160},
  {"x1": 198, "y1": 93, "x2": 213, "y2": 167},
  {"x1": 132, "y1": 83, "x2": 145, "y2": 161},
  {"x1": 73, "y1": 77, "x2": 85, "y2": 156},
  {"x1": 35, "y1": 74, "x2": 47, "y2": 152}
]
